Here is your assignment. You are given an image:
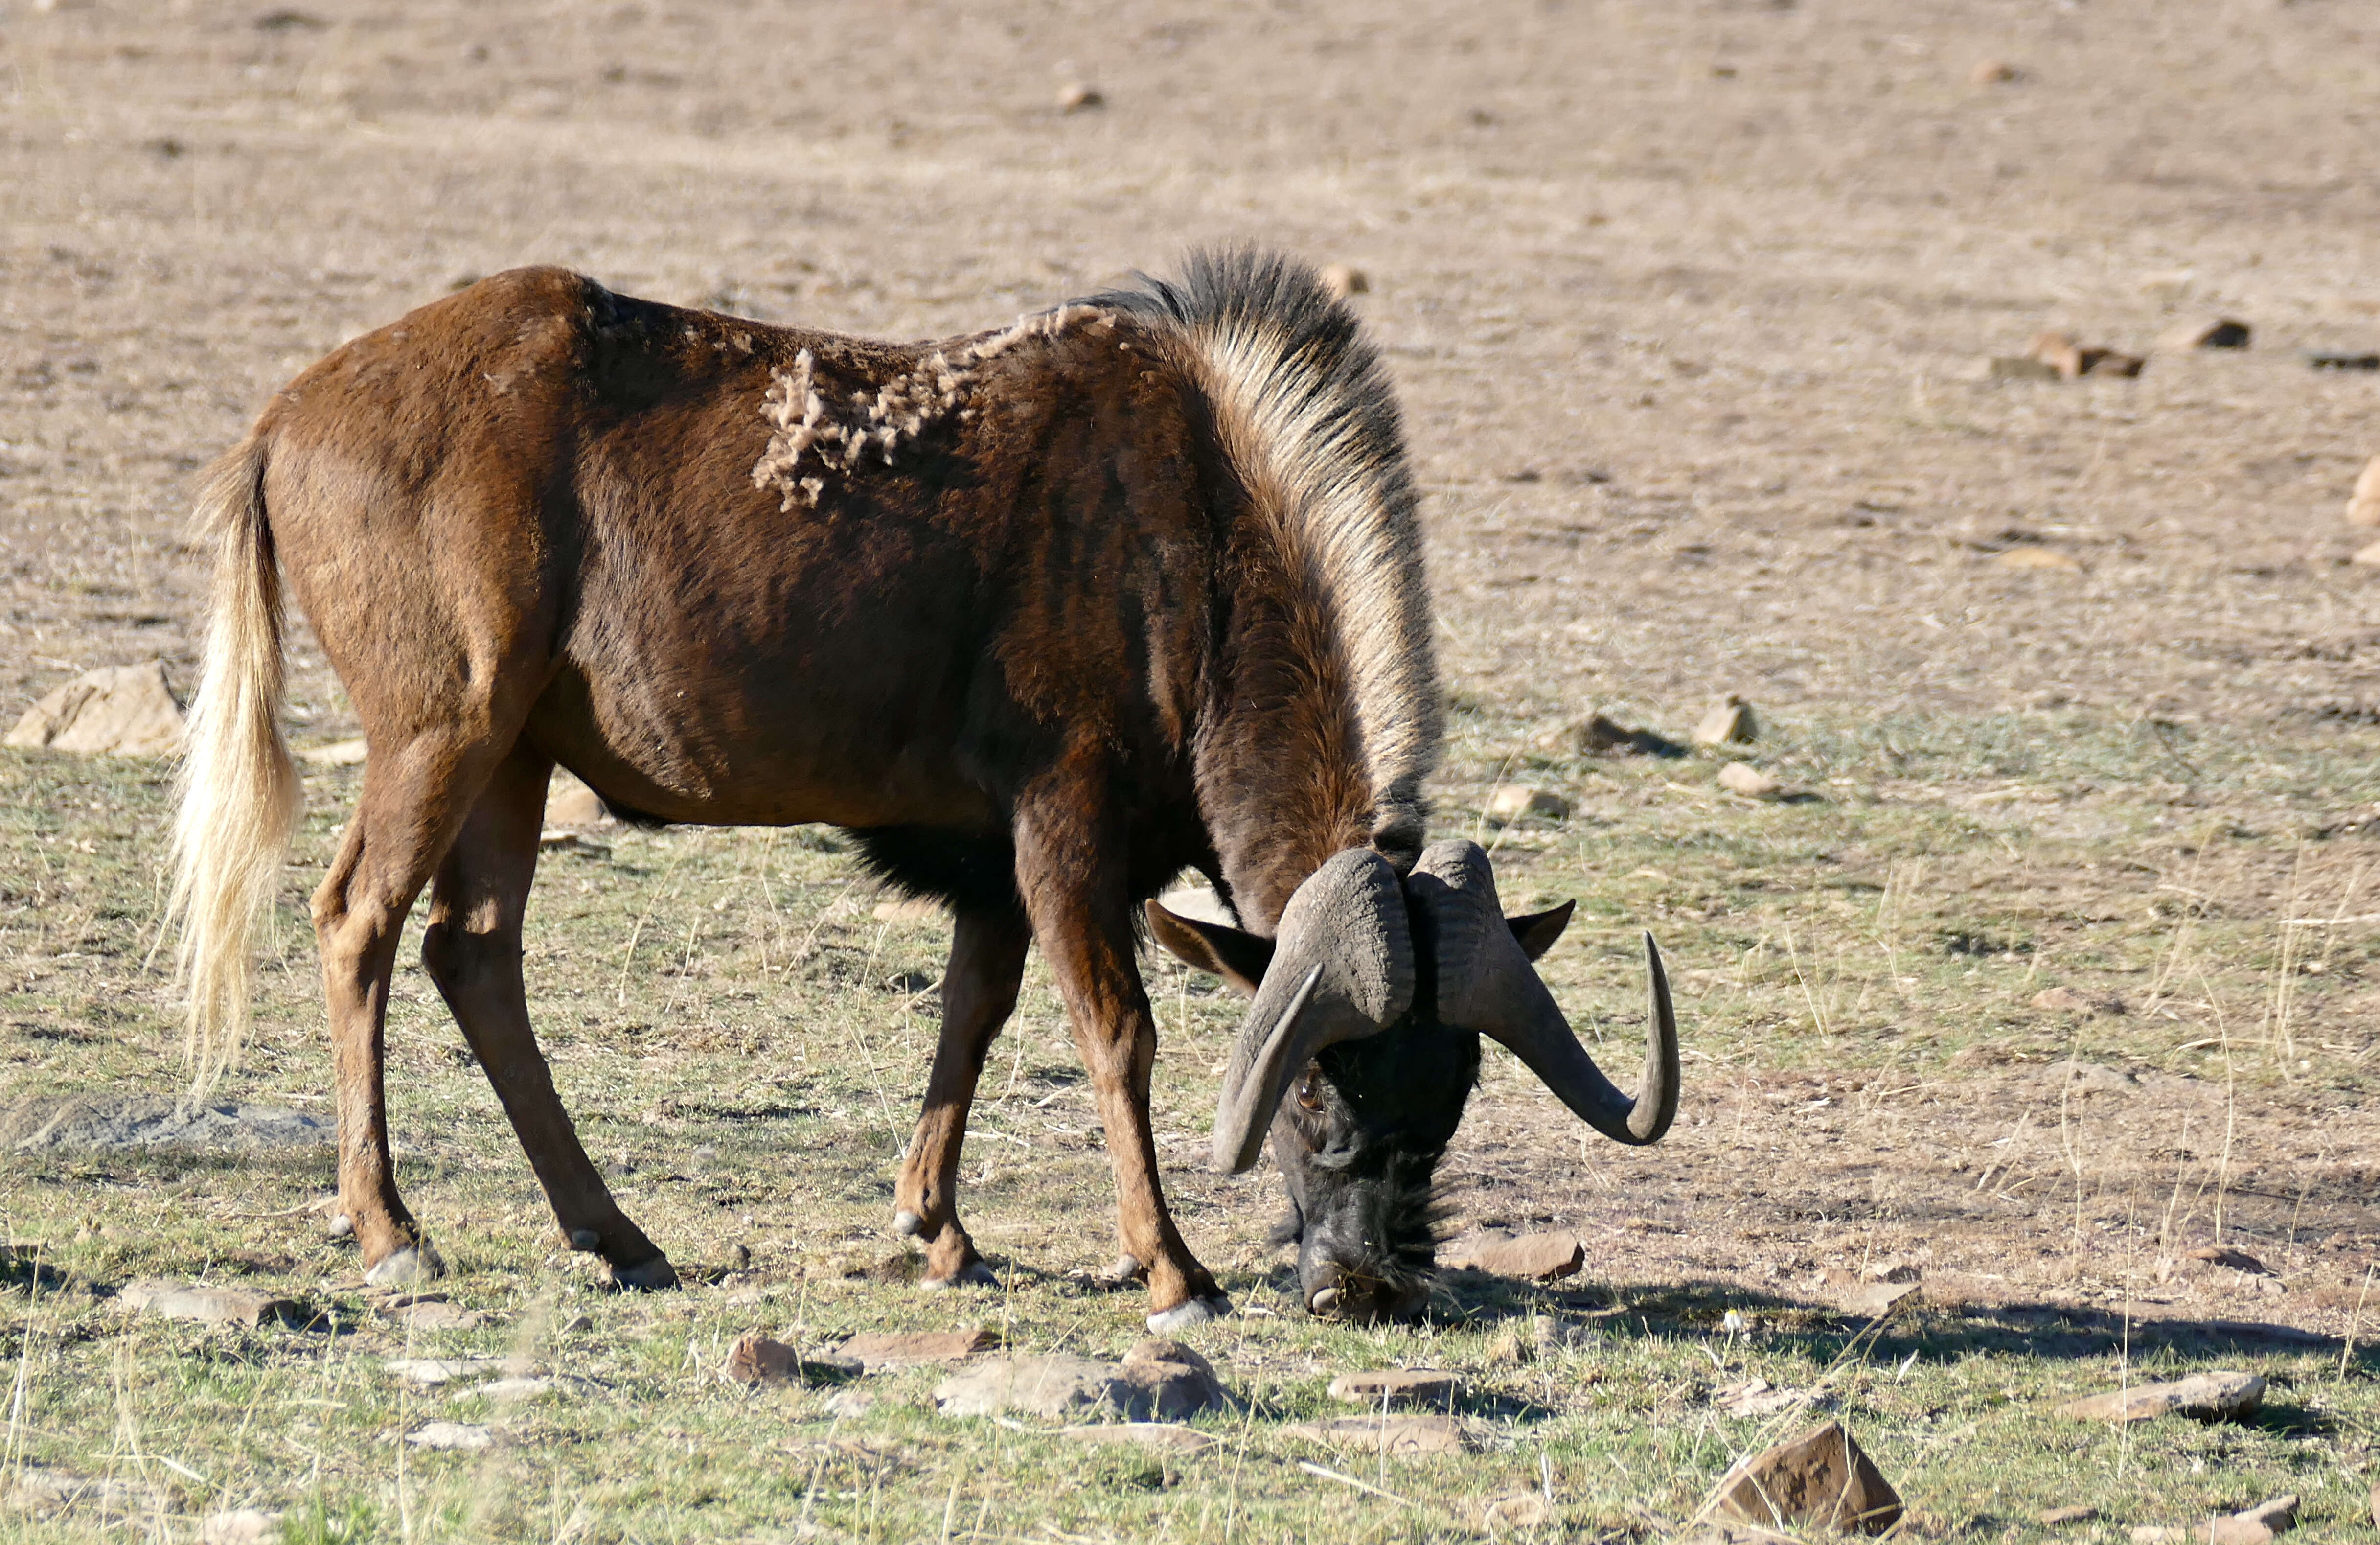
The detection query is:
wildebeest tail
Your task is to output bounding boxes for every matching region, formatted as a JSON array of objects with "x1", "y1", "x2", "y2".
[
  {"x1": 1088, "y1": 248, "x2": 1442, "y2": 857},
  {"x1": 162, "y1": 436, "x2": 303, "y2": 1100}
]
